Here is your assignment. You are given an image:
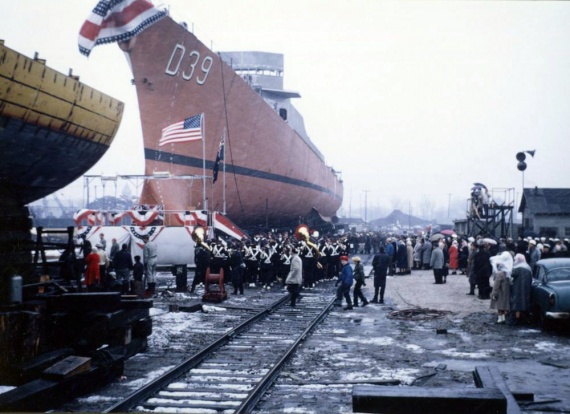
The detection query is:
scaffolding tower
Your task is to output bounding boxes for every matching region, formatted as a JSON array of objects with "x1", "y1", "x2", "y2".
[{"x1": 465, "y1": 188, "x2": 515, "y2": 239}]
